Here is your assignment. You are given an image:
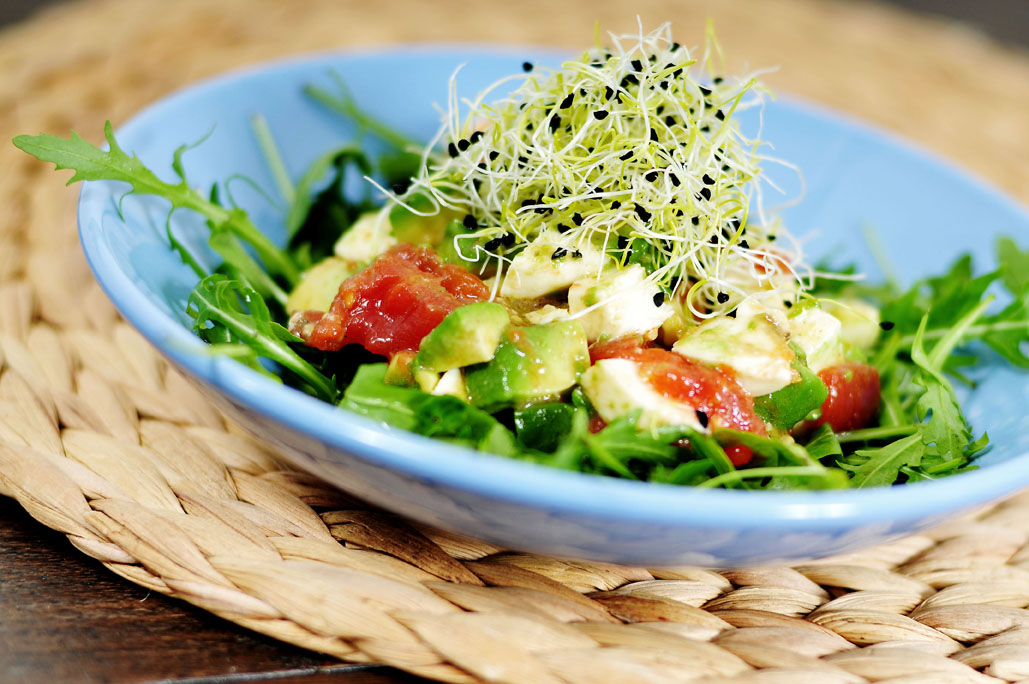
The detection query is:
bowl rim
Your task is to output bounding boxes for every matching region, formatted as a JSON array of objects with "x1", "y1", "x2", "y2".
[{"x1": 78, "y1": 44, "x2": 1029, "y2": 531}]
